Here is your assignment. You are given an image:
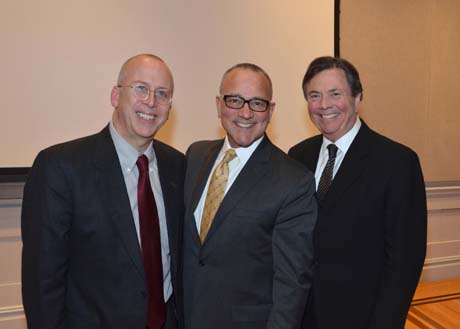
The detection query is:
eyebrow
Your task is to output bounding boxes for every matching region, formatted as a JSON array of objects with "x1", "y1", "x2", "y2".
[
  {"x1": 132, "y1": 81, "x2": 171, "y2": 91},
  {"x1": 308, "y1": 88, "x2": 342, "y2": 94}
]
